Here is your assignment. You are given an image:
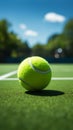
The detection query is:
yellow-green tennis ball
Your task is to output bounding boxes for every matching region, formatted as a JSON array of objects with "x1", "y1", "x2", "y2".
[{"x1": 17, "y1": 56, "x2": 52, "y2": 91}]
